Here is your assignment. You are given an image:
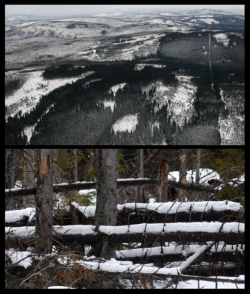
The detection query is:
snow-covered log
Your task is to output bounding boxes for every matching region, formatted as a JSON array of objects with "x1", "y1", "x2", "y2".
[
  {"x1": 5, "y1": 222, "x2": 245, "y2": 246},
  {"x1": 116, "y1": 244, "x2": 245, "y2": 263},
  {"x1": 72, "y1": 200, "x2": 243, "y2": 224},
  {"x1": 5, "y1": 201, "x2": 243, "y2": 226}
]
